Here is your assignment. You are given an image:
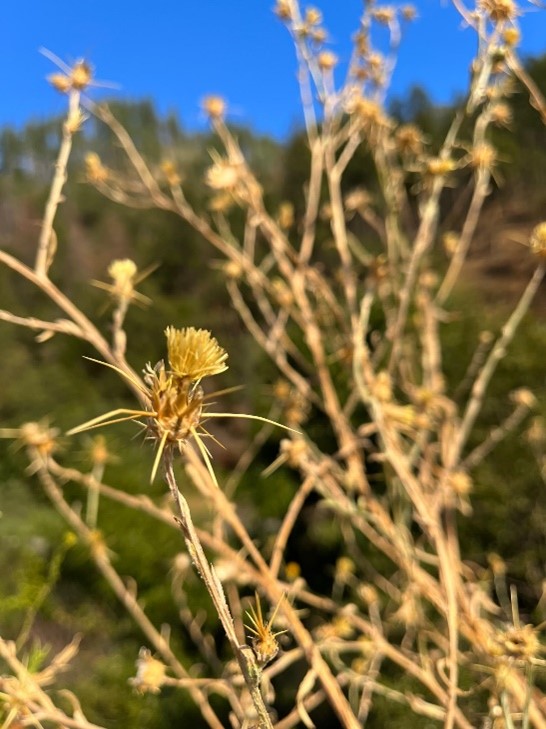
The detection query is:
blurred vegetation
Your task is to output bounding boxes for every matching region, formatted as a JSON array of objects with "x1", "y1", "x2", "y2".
[{"x1": 1, "y1": 53, "x2": 546, "y2": 727}]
